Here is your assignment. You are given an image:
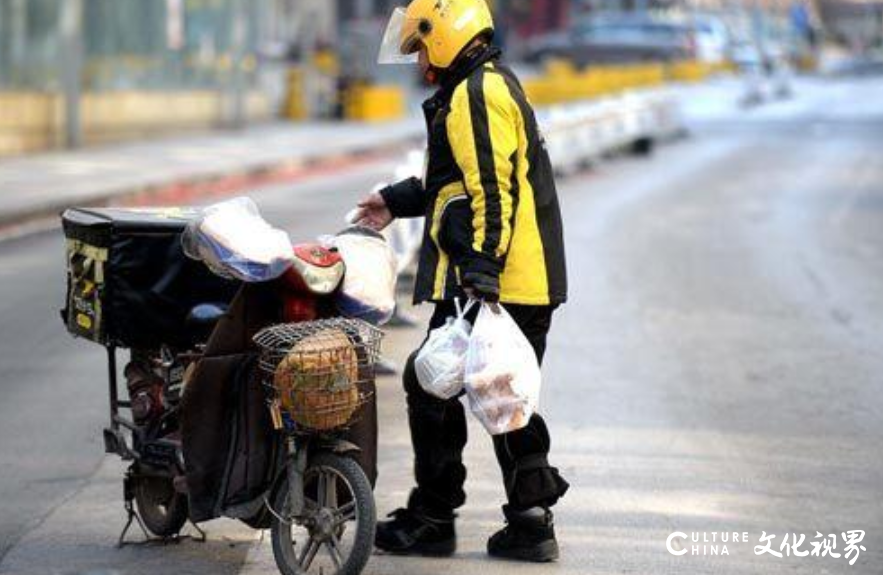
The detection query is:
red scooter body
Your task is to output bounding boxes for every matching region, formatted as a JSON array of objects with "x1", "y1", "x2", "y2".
[{"x1": 278, "y1": 242, "x2": 345, "y2": 323}]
